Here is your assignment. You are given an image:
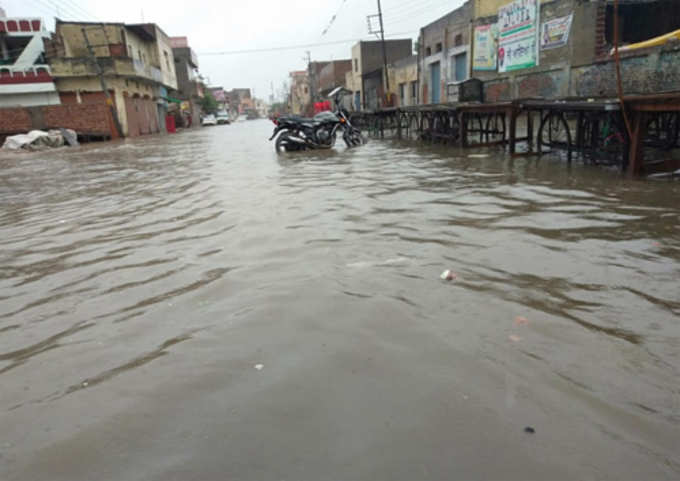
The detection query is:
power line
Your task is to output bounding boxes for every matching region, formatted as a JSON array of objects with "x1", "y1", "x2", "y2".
[
  {"x1": 27, "y1": 0, "x2": 85, "y2": 21},
  {"x1": 385, "y1": 0, "x2": 445, "y2": 17},
  {"x1": 24, "y1": 0, "x2": 60, "y2": 20},
  {"x1": 198, "y1": 32, "x2": 415, "y2": 57},
  {"x1": 59, "y1": 0, "x2": 99, "y2": 21},
  {"x1": 384, "y1": 0, "x2": 466, "y2": 28},
  {"x1": 321, "y1": 0, "x2": 349, "y2": 36},
  {"x1": 385, "y1": 0, "x2": 456, "y2": 24}
]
